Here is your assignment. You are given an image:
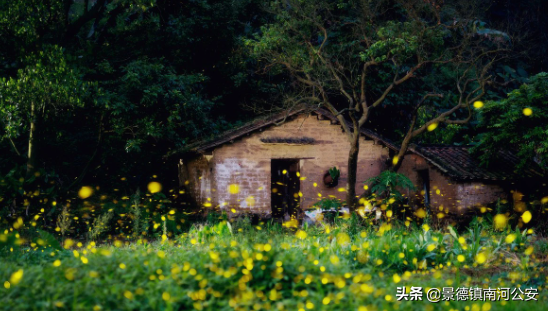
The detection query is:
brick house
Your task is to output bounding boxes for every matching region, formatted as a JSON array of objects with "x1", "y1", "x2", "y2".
[{"x1": 177, "y1": 108, "x2": 543, "y2": 217}]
